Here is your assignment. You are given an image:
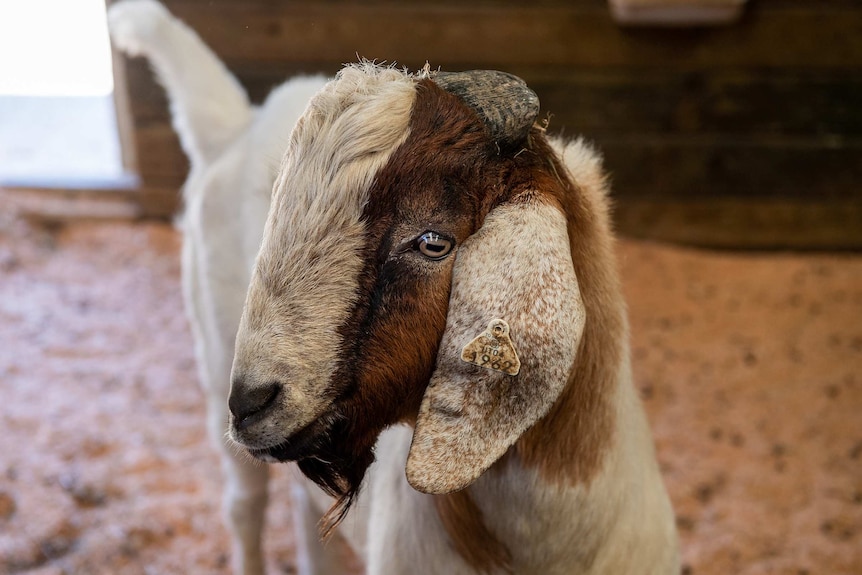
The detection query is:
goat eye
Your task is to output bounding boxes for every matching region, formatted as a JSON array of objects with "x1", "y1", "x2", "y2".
[{"x1": 416, "y1": 232, "x2": 453, "y2": 260}]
